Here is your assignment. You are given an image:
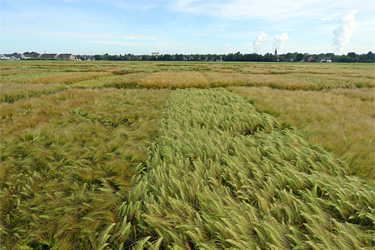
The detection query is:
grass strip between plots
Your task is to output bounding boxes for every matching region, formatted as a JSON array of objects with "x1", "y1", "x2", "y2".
[{"x1": 119, "y1": 88, "x2": 374, "y2": 249}]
